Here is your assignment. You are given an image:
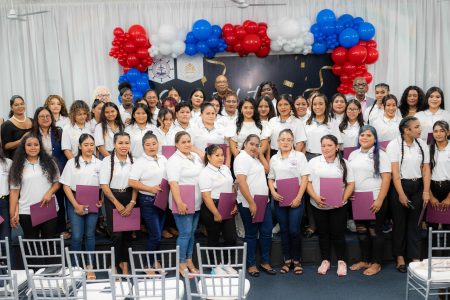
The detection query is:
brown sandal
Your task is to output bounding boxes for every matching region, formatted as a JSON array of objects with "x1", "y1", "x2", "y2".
[
  {"x1": 293, "y1": 262, "x2": 303, "y2": 275},
  {"x1": 279, "y1": 261, "x2": 292, "y2": 274}
]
